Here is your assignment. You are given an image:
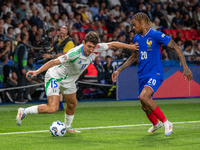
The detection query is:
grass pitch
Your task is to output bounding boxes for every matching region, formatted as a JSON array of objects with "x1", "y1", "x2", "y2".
[{"x1": 0, "y1": 98, "x2": 200, "y2": 150}]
